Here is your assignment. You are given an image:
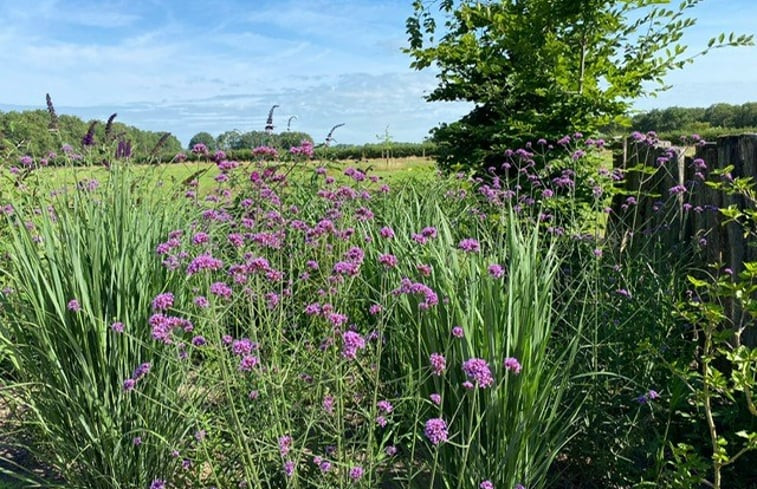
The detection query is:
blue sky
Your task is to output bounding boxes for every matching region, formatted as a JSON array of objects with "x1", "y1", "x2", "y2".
[{"x1": 0, "y1": 0, "x2": 755, "y2": 146}]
